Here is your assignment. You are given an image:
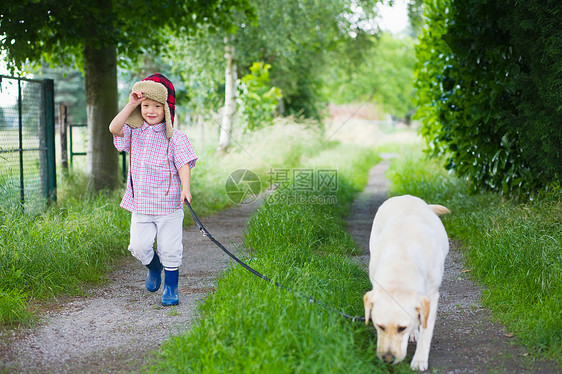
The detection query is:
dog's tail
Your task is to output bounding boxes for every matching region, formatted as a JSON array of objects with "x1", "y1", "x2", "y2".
[{"x1": 429, "y1": 204, "x2": 451, "y2": 216}]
